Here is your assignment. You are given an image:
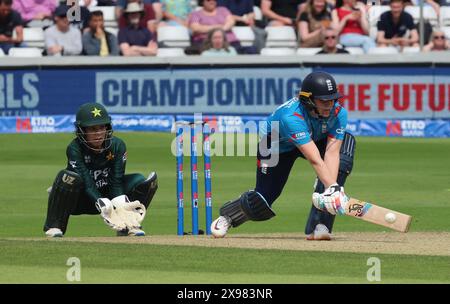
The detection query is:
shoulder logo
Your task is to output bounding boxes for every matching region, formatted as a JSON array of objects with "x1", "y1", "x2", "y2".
[{"x1": 69, "y1": 161, "x2": 77, "y2": 168}]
